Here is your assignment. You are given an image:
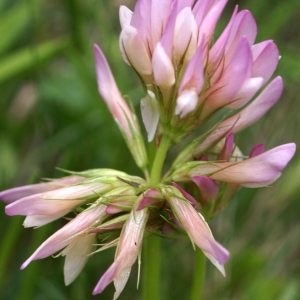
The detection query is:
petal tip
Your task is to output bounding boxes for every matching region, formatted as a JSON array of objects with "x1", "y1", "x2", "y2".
[{"x1": 20, "y1": 260, "x2": 29, "y2": 270}]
